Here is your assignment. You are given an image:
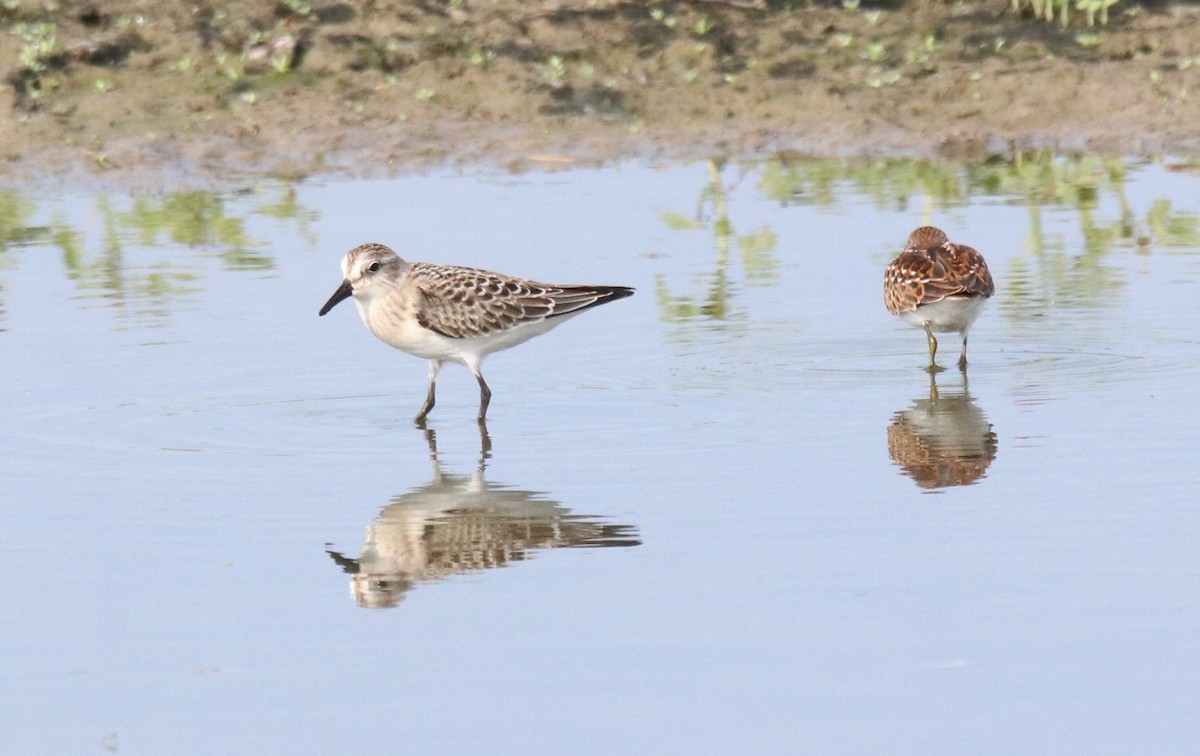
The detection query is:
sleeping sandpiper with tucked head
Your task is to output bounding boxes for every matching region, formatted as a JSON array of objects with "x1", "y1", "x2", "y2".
[
  {"x1": 884, "y1": 226, "x2": 995, "y2": 371},
  {"x1": 319, "y1": 243, "x2": 634, "y2": 423}
]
